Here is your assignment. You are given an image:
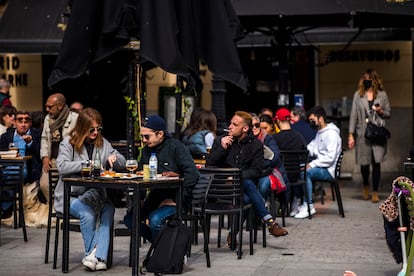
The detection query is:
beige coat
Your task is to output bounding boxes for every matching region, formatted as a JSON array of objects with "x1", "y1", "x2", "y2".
[
  {"x1": 348, "y1": 90, "x2": 391, "y2": 165},
  {"x1": 40, "y1": 111, "x2": 78, "y2": 159}
]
